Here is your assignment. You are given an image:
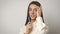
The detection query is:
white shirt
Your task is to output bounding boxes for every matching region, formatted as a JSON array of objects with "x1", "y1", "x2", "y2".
[{"x1": 19, "y1": 16, "x2": 48, "y2": 34}]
